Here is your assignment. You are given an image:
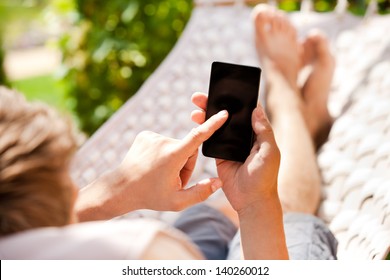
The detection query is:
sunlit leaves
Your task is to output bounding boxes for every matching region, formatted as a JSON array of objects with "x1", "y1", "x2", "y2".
[{"x1": 60, "y1": 0, "x2": 192, "y2": 134}]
